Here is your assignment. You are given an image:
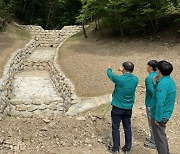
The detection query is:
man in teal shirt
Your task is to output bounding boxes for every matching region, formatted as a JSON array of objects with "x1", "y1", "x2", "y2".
[
  {"x1": 107, "y1": 61, "x2": 138, "y2": 154},
  {"x1": 151, "y1": 60, "x2": 176, "y2": 154},
  {"x1": 144, "y1": 60, "x2": 158, "y2": 149}
]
